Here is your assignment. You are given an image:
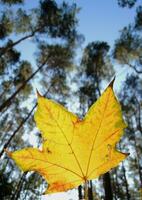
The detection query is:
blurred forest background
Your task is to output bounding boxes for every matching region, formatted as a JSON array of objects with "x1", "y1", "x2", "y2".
[{"x1": 0, "y1": 0, "x2": 142, "y2": 199}]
